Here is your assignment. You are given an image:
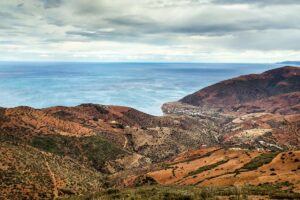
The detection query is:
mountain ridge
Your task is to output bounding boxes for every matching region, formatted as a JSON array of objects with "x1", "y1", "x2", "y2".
[{"x1": 162, "y1": 66, "x2": 300, "y2": 115}]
